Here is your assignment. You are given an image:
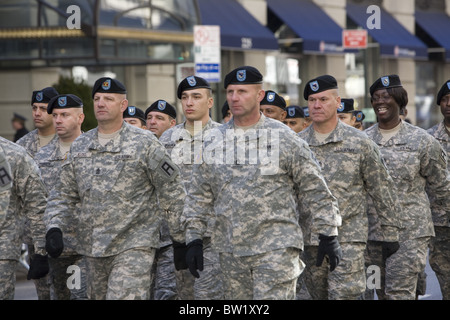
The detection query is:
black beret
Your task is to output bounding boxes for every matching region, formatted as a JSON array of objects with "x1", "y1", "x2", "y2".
[
  {"x1": 12, "y1": 112, "x2": 27, "y2": 122},
  {"x1": 224, "y1": 66, "x2": 263, "y2": 89},
  {"x1": 31, "y1": 87, "x2": 59, "y2": 105},
  {"x1": 353, "y1": 110, "x2": 365, "y2": 122},
  {"x1": 285, "y1": 105, "x2": 305, "y2": 119},
  {"x1": 436, "y1": 80, "x2": 450, "y2": 105},
  {"x1": 370, "y1": 75, "x2": 402, "y2": 96},
  {"x1": 92, "y1": 77, "x2": 127, "y2": 98},
  {"x1": 260, "y1": 90, "x2": 286, "y2": 110},
  {"x1": 338, "y1": 98, "x2": 355, "y2": 113},
  {"x1": 222, "y1": 101, "x2": 230, "y2": 119},
  {"x1": 177, "y1": 76, "x2": 211, "y2": 99},
  {"x1": 123, "y1": 106, "x2": 145, "y2": 122},
  {"x1": 47, "y1": 94, "x2": 83, "y2": 114},
  {"x1": 304, "y1": 75, "x2": 338, "y2": 100},
  {"x1": 145, "y1": 100, "x2": 177, "y2": 120},
  {"x1": 302, "y1": 106, "x2": 310, "y2": 118}
]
